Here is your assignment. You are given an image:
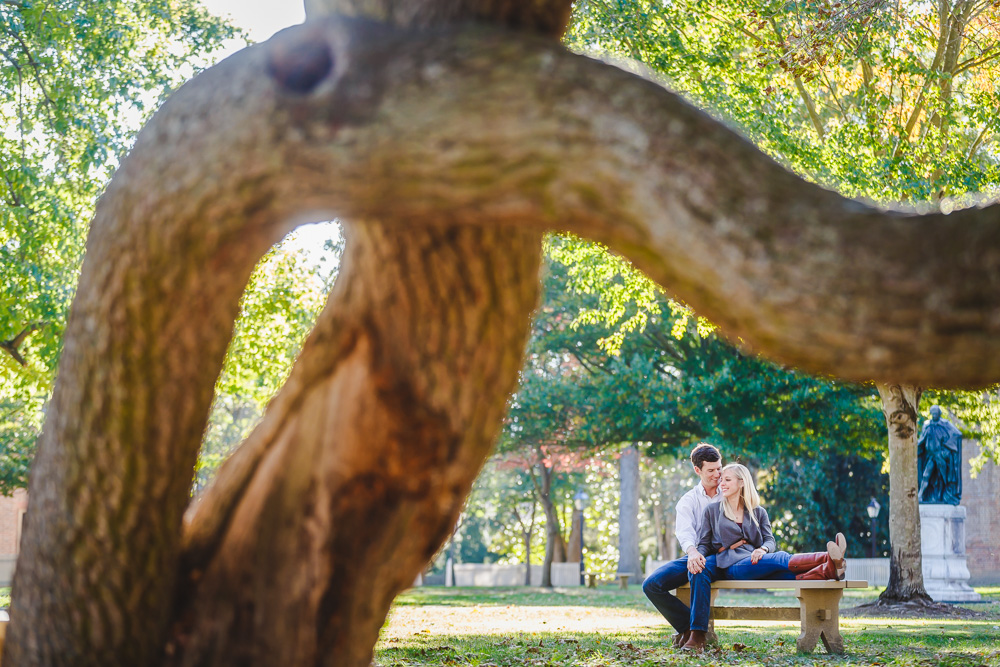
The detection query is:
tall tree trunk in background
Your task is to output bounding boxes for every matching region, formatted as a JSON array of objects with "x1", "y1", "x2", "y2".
[
  {"x1": 875, "y1": 383, "x2": 933, "y2": 605},
  {"x1": 618, "y1": 444, "x2": 642, "y2": 581},
  {"x1": 653, "y1": 501, "x2": 672, "y2": 560},
  {"x1": 513, "y1": 500, "x2": 537, "y2": 586},
  {"x1": 567, "y1": 508, "x2": 582, "y2": 562},
  {"x1": 530, "y1": 453, "x2": 567, "y2": 588}
]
